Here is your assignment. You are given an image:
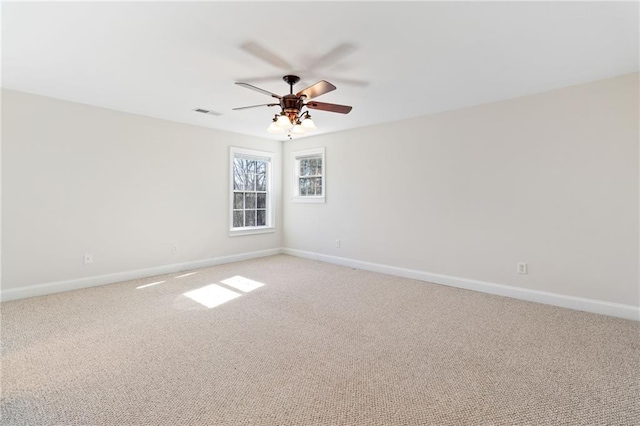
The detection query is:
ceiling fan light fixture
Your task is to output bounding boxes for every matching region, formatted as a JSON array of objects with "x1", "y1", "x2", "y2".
[
  {"x1": 291, "y1": 124, "x2": 306, "y2": 135},
  {"x1": 267, "y1": 115, "x2": 285, "y2": 133},
  {"x1": 267, "y1": 120, "x2": 284, "y2": 133},
  {"x1": 301, "y1": 115, "x2": 316, "y2": 130},
  {"x1": 234, "y1": 75, "x2": 352, "y2": 137},
  {"x1": 276, "y1": 113, "x2": 293, "y2": 130}
]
